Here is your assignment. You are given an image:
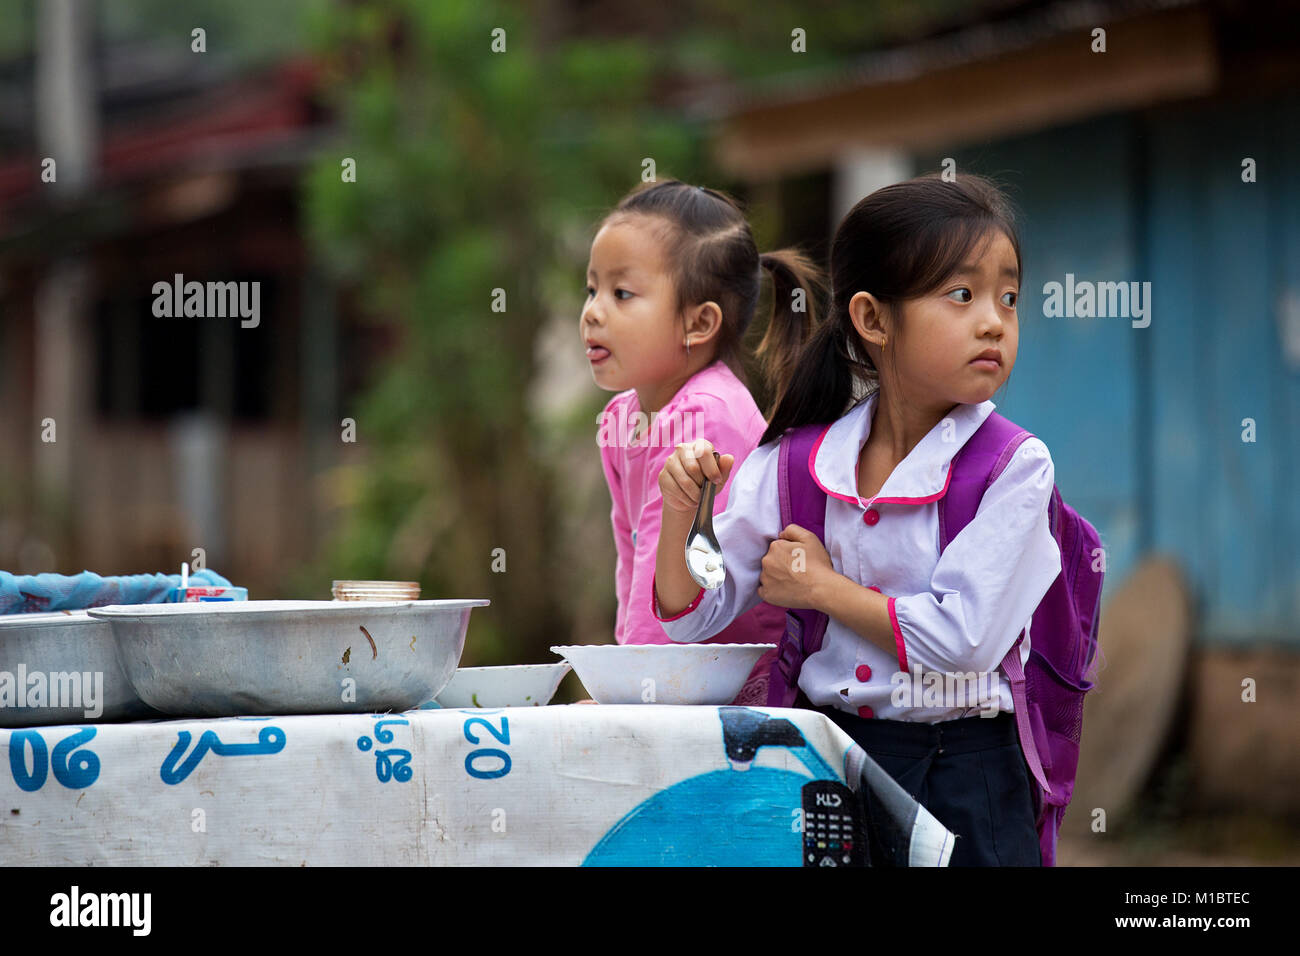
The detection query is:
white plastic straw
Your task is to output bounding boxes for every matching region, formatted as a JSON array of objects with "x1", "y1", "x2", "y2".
[{"x1": 181, "y1": 562, "x2": 189, "y2": 590}]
